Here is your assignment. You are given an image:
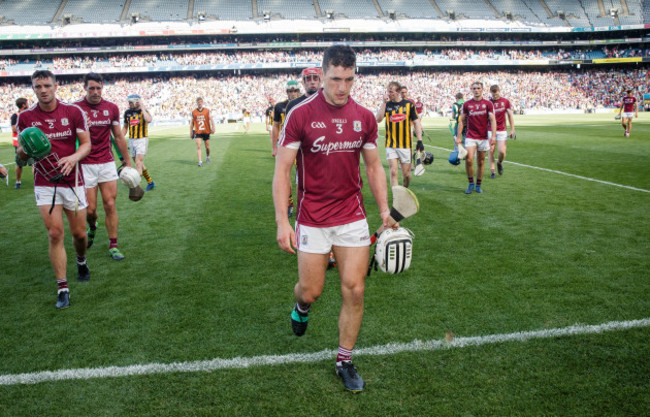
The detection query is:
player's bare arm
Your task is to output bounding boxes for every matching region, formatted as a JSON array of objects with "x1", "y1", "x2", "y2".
[
  {"x1": 210, "y1": 116, "x2": 216, "y2": 134},
  {"x1": 58, "y1": 130, "x2": 91, "y2": 176},
  {"x1": 414, "y1": 117, "x2": 423, "y2": 142},
  {"x1": 272, "y1": 145, "x2": 299, "y2": 253},
  {"x1": 189, "y1": 117, "x2": 194, "y2": 138},
  {"x1": 139, "y1": 102, "x2": 153, "y2": 123},
  {"x1": 375, "y1": 94, "x2": 389, "y2": 122},
  {"x1": 456, "y1": 114, "x2": 466, "y2": 146},
  {"x1": 506, "y1": 108, "x2": 516, "y2": 137},
  {"x1": 361, "y1": 146, "x2": 393, "y2": 229},
  {"x1": 489, "y1": 113, "x2": 497, "y2": 147},
  {"x1": 111, "y1": 124, "x2": 132, "y2": 168},
  {"x1": 271, "y1": 121, "x2": 281, "y2": 157}
]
